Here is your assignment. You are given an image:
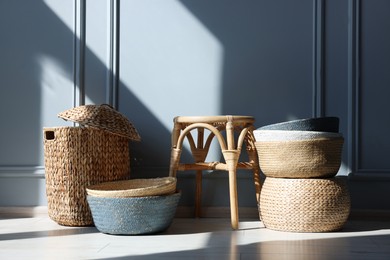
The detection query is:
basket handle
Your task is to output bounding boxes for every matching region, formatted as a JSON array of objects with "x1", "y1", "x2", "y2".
[
  {"x1": 44, "y1": 129, "x2": 55, "y2": 141},
  {"x1": 101, "y1": 104, "x2": 115, "y2": 109}
]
